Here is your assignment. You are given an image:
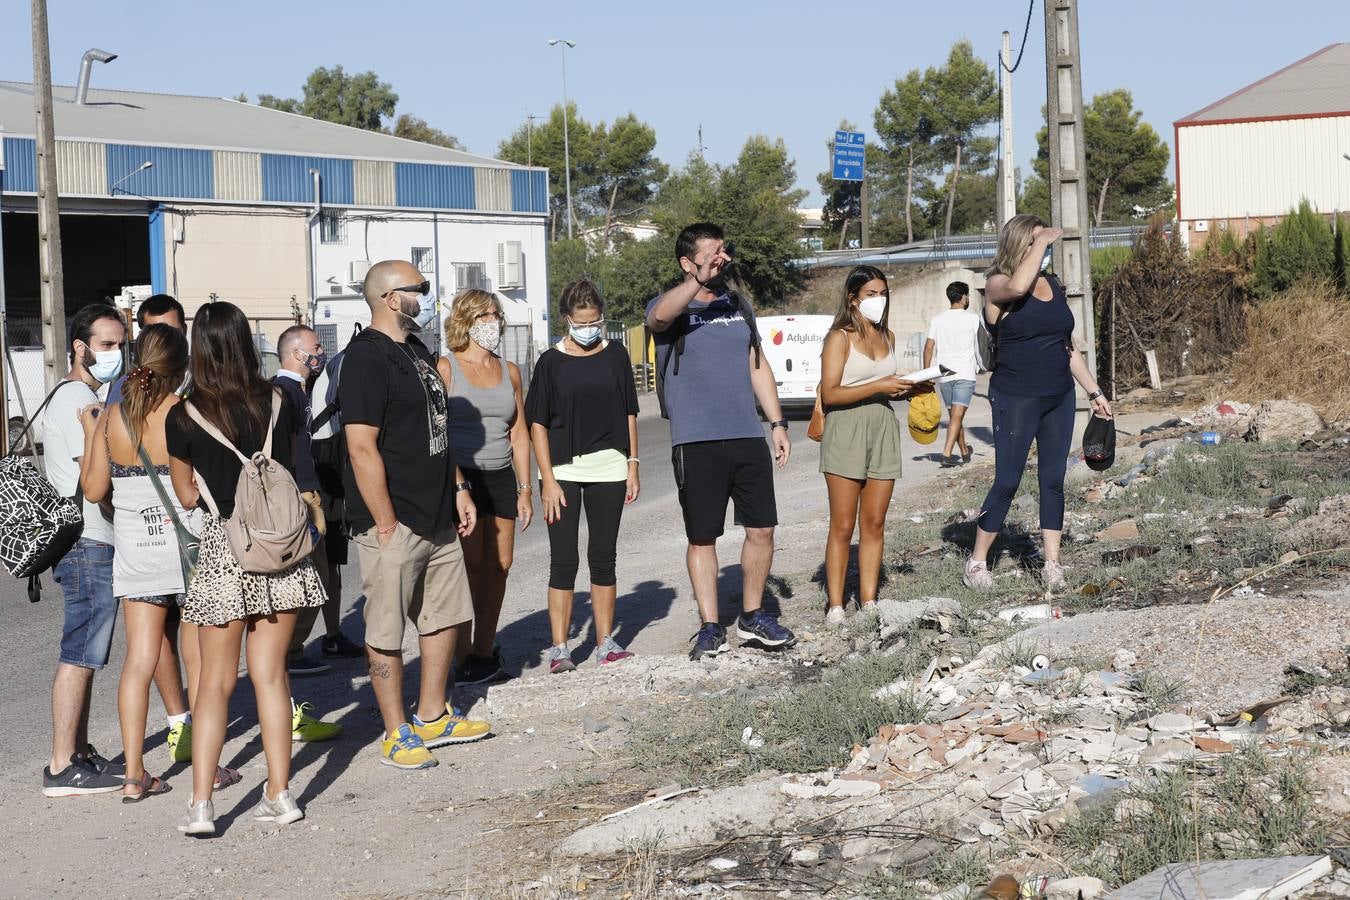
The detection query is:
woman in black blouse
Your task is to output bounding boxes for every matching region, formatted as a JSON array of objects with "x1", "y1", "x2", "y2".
[{"x1": 525, "y1": 281, "x2": 640, "y2": 674}]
